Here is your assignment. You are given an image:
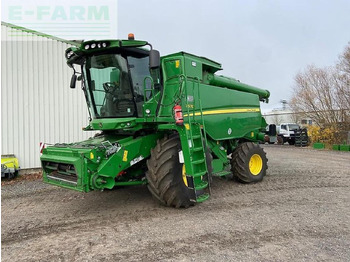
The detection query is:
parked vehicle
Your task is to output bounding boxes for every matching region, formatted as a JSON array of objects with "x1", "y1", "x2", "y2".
[
  {"x1": 277, "y1": 123, "x2": 301, "y2": 145},
  {"x1": 1, "y1": 155, "x2": 20, "y2": 179},
  {"x1": 264, "y1": 124, "x2": 277, "y2": 144}
]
